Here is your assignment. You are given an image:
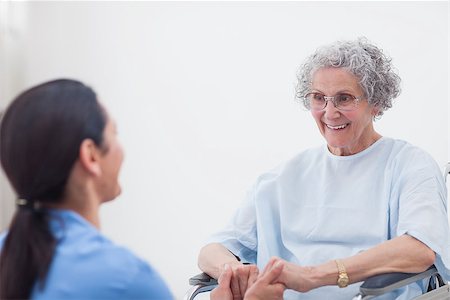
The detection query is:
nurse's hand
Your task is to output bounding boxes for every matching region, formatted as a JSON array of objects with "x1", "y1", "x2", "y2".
[
  {"x1": 211, "y1": 263, "x2": 259, "y2": 300},
  {"x1": 244, "y1": 258, "x2": 285, "y2": 300},
  {"x1": 210, "y1": 264, "x2": 234, "y2": 300}
]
